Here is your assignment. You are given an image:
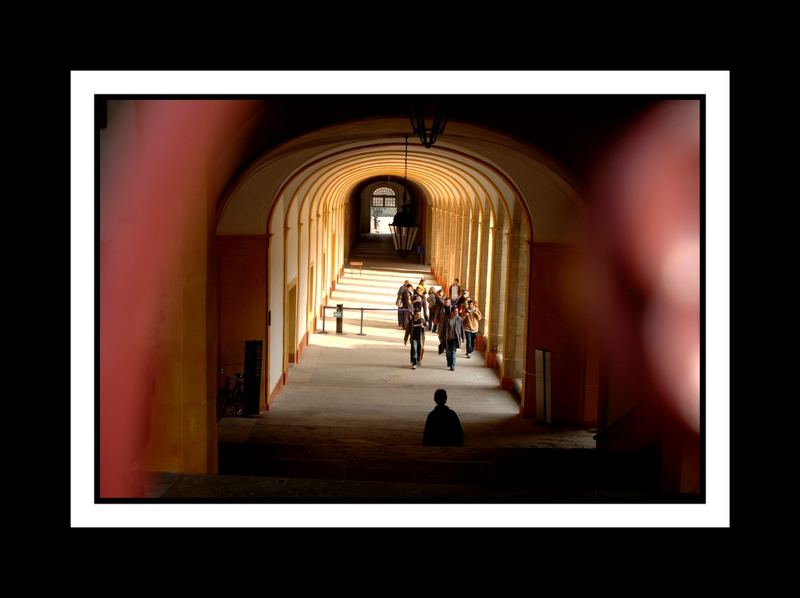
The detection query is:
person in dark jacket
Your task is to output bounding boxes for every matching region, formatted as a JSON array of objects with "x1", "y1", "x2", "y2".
[
  {"x1": 438, "y1": 302, "x2": 465, "y2": 371},
  {"x1": 399, "y1": 282, "x2": 414, "y2": 328},
  {"x1": 426, "y1": 288, "x2": 437, "y2": 331},
  {"x1": 396, "y1": 280, "x2": 410, "y2": 326},
  {"x1": 431, "y1": 289, "x2": 446, "y2": 333},
  {"x1": 423, "y1": 389, "x2": 464, "y2": 446},
  {"x1": 449, "y1": 278, "x2": 462, "y2": 303},
  {"x1": 411, "y1": 291, "x2": 428, "y2": 324},
  {"x1": 404, "y1": 308, "x2": 426, "y2": 369}
]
